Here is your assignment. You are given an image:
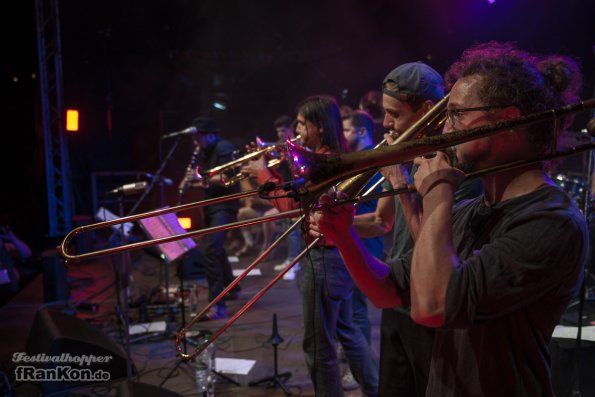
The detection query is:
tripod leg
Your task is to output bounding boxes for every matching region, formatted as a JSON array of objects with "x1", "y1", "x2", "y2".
[
  {"x1": 274, "y1": 375, "x2": 293, "y2": 396},
  {"x1": 248, "y1": 375, "x2": 275, "y2": 387}
]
